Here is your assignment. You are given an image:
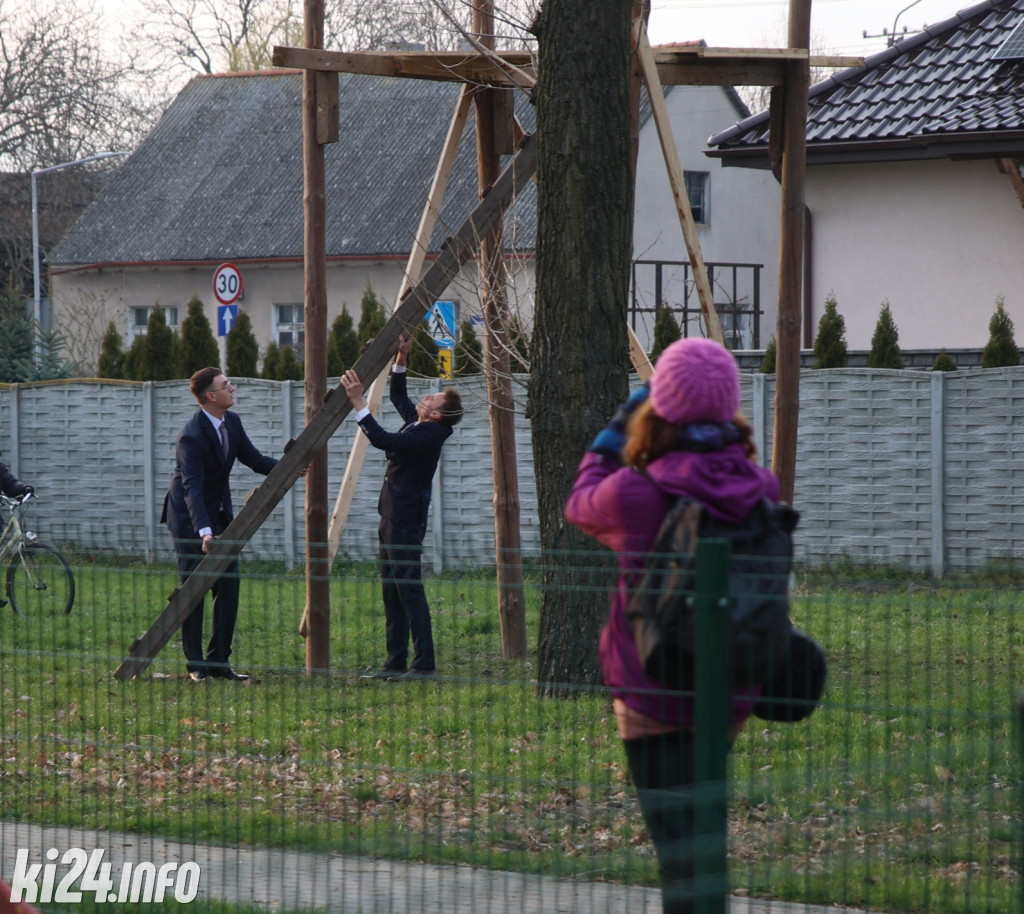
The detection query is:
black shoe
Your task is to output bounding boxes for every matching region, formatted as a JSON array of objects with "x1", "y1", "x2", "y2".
[
  {"x1": 188, "y1": 670, "x2": 209, "y2": 682},
  {"x1": 209, "y1": 666, "x2": 250, "y2": 681},
  {"x1": 400, "y1": 668, "x2": 437, "y2": 680},
  {"x1": 360, "y1": 668, "x2": 406, "y2": 681}
]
